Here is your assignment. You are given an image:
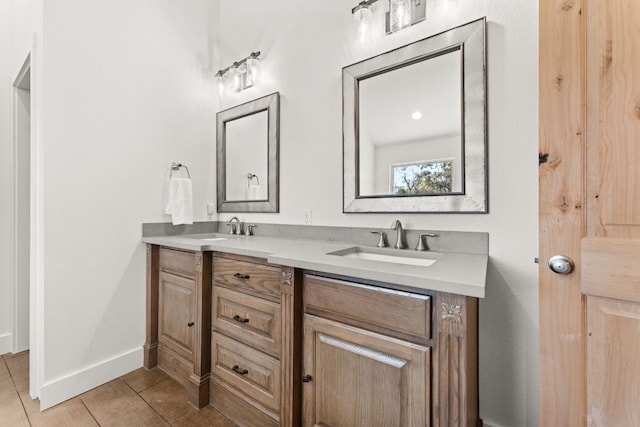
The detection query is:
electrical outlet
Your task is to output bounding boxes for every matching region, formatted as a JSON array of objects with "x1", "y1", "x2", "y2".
[
  {"x1": 303, "y1": 209, "x2": 312, "y2": 225},
  {"x1": 207, "y1": 202, "x2": 215, "y2": 216}
]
